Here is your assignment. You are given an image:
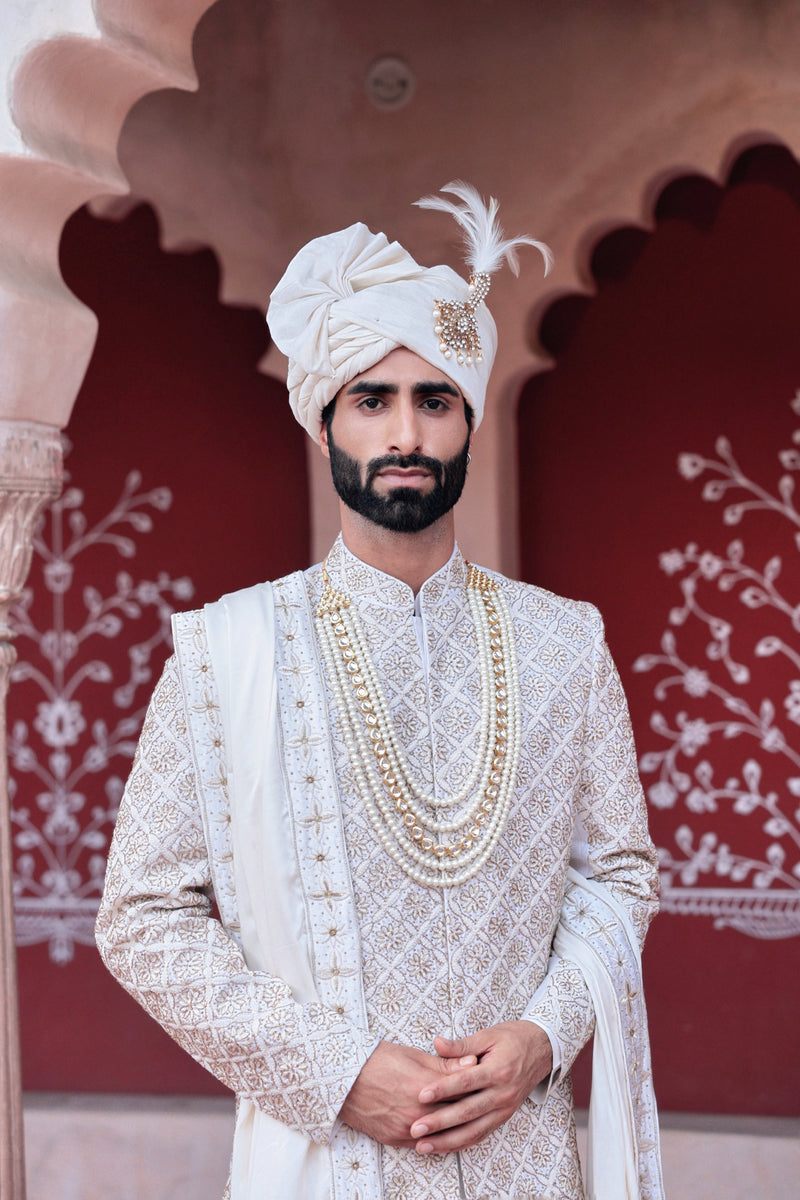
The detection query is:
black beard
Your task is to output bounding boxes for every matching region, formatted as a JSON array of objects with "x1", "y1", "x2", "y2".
[{"x1": 327, "y1": 430, "x2": 470, "y2": 533}]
